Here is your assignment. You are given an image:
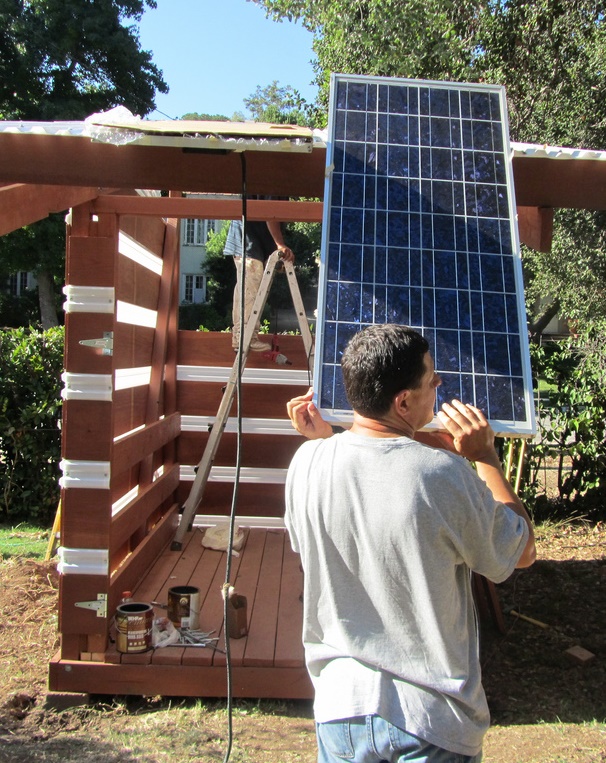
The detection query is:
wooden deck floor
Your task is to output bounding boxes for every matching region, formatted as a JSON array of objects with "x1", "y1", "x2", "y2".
[{"x1": 50, "y1": 527, "x2": 313, "y2": 699}]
